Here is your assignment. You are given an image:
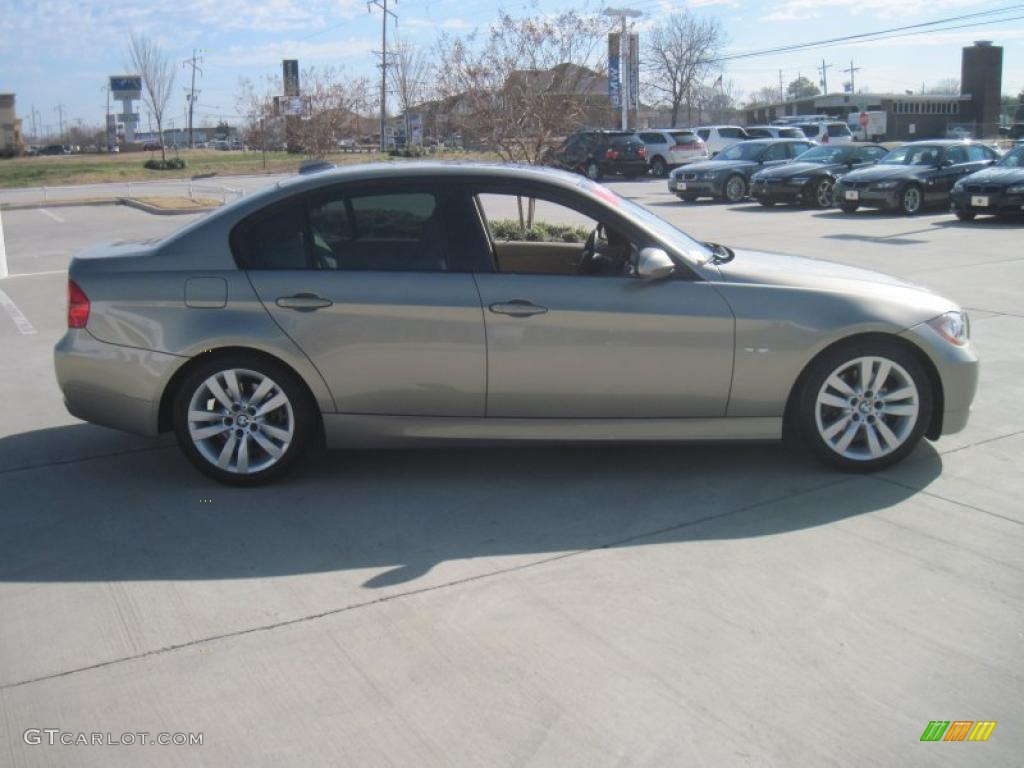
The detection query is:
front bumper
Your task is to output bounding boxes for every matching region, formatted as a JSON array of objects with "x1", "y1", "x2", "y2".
[
  {"x1": 899, "y1": 321, "x2": 979, "y2": 437},
  {"x1": 834, "y1": 184, "x2": 900, "y2": 208},
  {"x1": 950, "y1": 188, "x2": 1024, "y2": 215},
  {"x1": 750, "y1": 179, "x2": 810, "y2": 204},
  {"x1": 54, "y1": 330, "x2": 186, "y2": 436},
  {"x1": 667, "y1": 176, "x2": 723, "y2": 198}
]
